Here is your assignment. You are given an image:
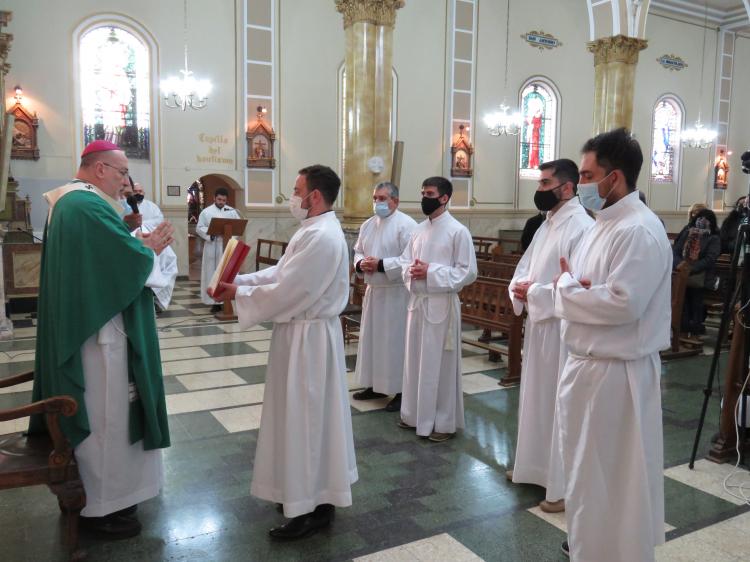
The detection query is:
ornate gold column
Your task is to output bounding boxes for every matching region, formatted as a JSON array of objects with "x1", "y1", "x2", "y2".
[
  {"x1": 587, "y1": 35, "x2": 647, "y2": 135},
  {"x1": 336, "y1": 0, "x2": 403, "y2": 227}
]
